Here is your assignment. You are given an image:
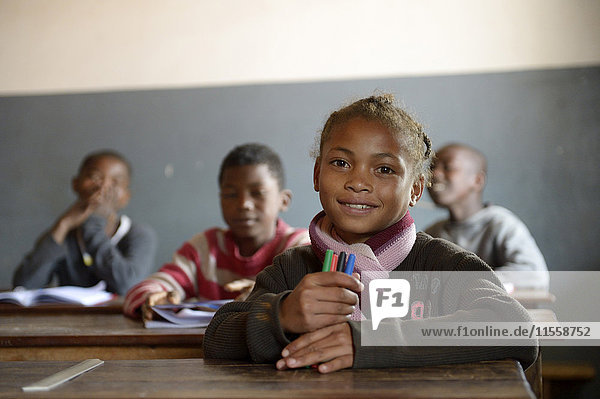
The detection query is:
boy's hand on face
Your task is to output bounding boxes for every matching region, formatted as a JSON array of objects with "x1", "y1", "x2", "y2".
[
  {"x1": 141, "y1": 291, "x2": 181, "y2": 322},
  {"x1": 276, "y1": 322, "x2": 354, "y2": 373},
  {"x1": 89, "y1": 185, "x2": 118, "y2": 218},
  {"x1": 279, "y1": 272, "x2": 363, "y2": 334},
  {"x1": 51, "y1": 199, "x2": 98, "y2": 244},
  {"x1": 65, "y1": 199, "x2": 97, "y2": 225}
]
